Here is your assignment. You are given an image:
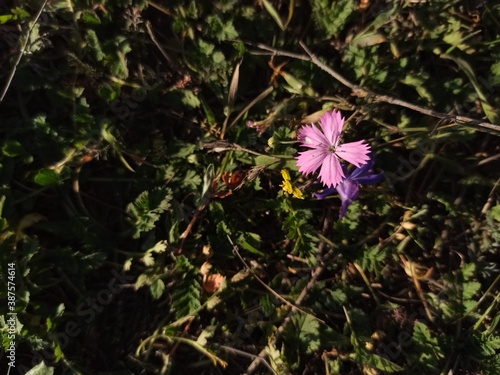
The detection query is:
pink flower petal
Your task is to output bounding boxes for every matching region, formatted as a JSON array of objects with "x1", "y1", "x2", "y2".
[
  {"x1": 296, "y1": 149, "x2": 328, "y2": 175},
  {"x1": 298, "y1": 124, "x2": 329, "y2": 148},
  {"x1": 335, "y1": 140, "x2": 371, "y2": 167},
  {"x1": 318, "y1": 153, "x2": 345, "y2": 188},
  {"x1": 320, "y1": 110, "x2": 344, "y2": 146}
]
